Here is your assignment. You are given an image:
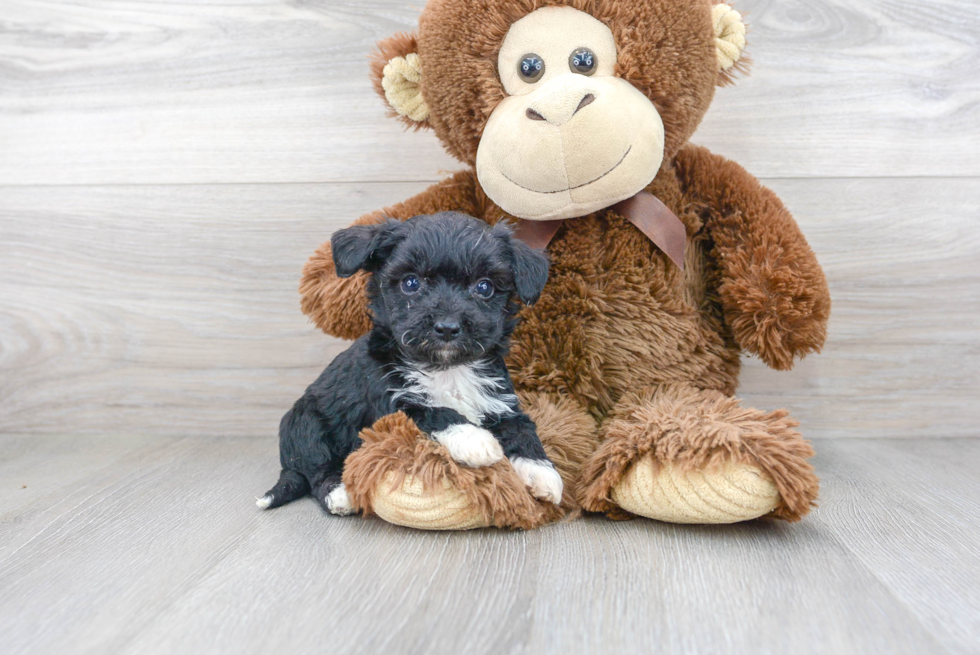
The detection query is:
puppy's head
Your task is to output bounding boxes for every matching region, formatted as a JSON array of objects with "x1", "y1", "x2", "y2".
[{"x1": 332, "y1": 212, "x2": 548, "y2": 366}]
